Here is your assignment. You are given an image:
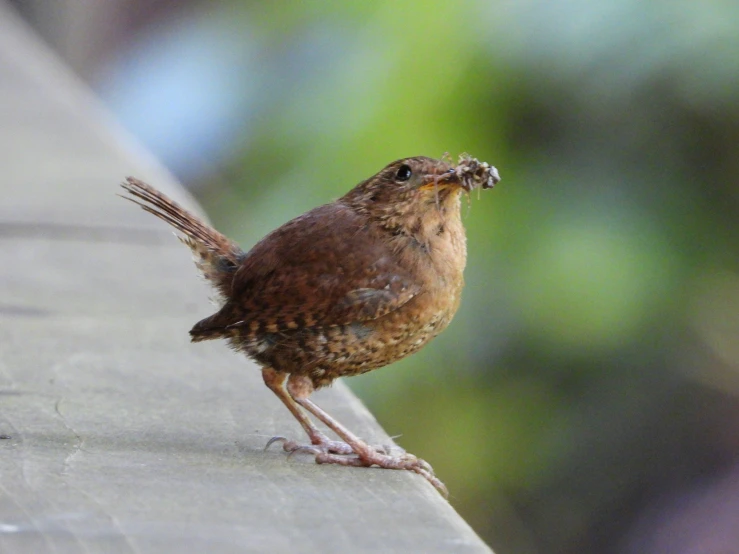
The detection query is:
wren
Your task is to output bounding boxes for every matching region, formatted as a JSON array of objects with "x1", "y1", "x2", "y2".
[{"x1": 121, "y1": 155, "x2": 500, "y2": 496}]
